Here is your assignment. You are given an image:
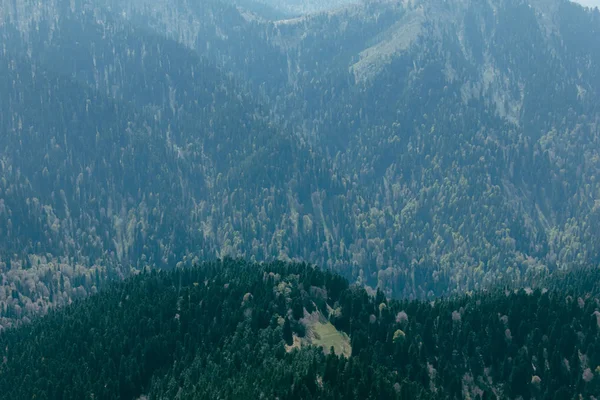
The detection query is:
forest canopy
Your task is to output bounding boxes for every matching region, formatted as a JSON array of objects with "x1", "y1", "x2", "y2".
[{"x1": 0, "y1": 259, "x2": 599, "y2": 399}]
